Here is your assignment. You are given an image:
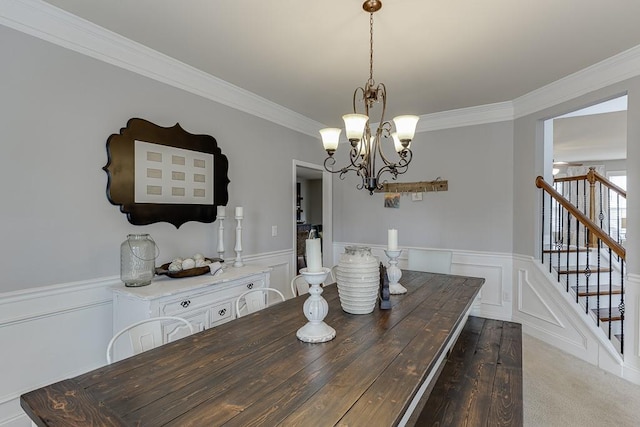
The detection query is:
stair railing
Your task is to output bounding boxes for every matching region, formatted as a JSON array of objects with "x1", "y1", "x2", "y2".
[
  {"x1": 553, "y1": 167, "x2": 627, "y2": 247},
  {"x1": 537, "y1": 176, "x2": 626, "y2": 355}
]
